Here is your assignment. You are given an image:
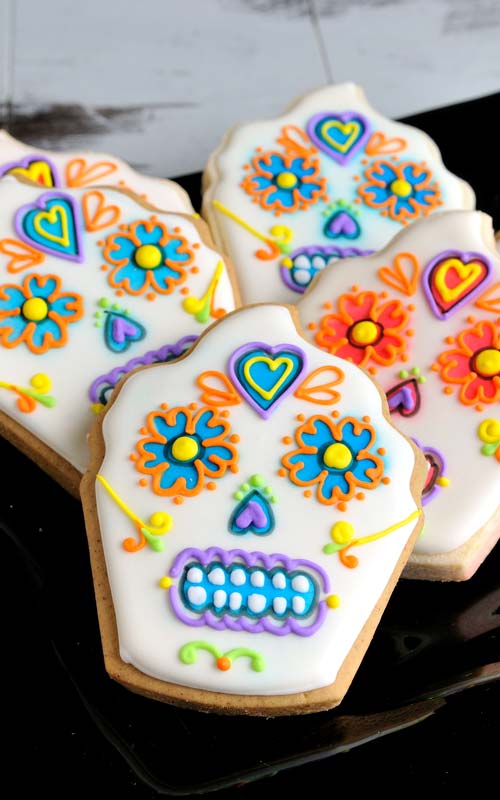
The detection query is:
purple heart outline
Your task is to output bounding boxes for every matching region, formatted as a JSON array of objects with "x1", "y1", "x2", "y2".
[
  {"x1": 421, "y1": 249, "x2": 492, "y2": 320},
  {"x1": 324, "y1": 209, "x2": 360, "y2": 239},
  {"x1": 386, "y1": 378, "x2": 421, "y2": 418},
  {"x1": 14, "y1": 190, "x2": 84, "y2": 263},
  {"x1": 0, "y1": 154, "x2": 60, "y2": 186},
  {"x1": 306, "y1": 110, "x2": 371, "y2": 165}
]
